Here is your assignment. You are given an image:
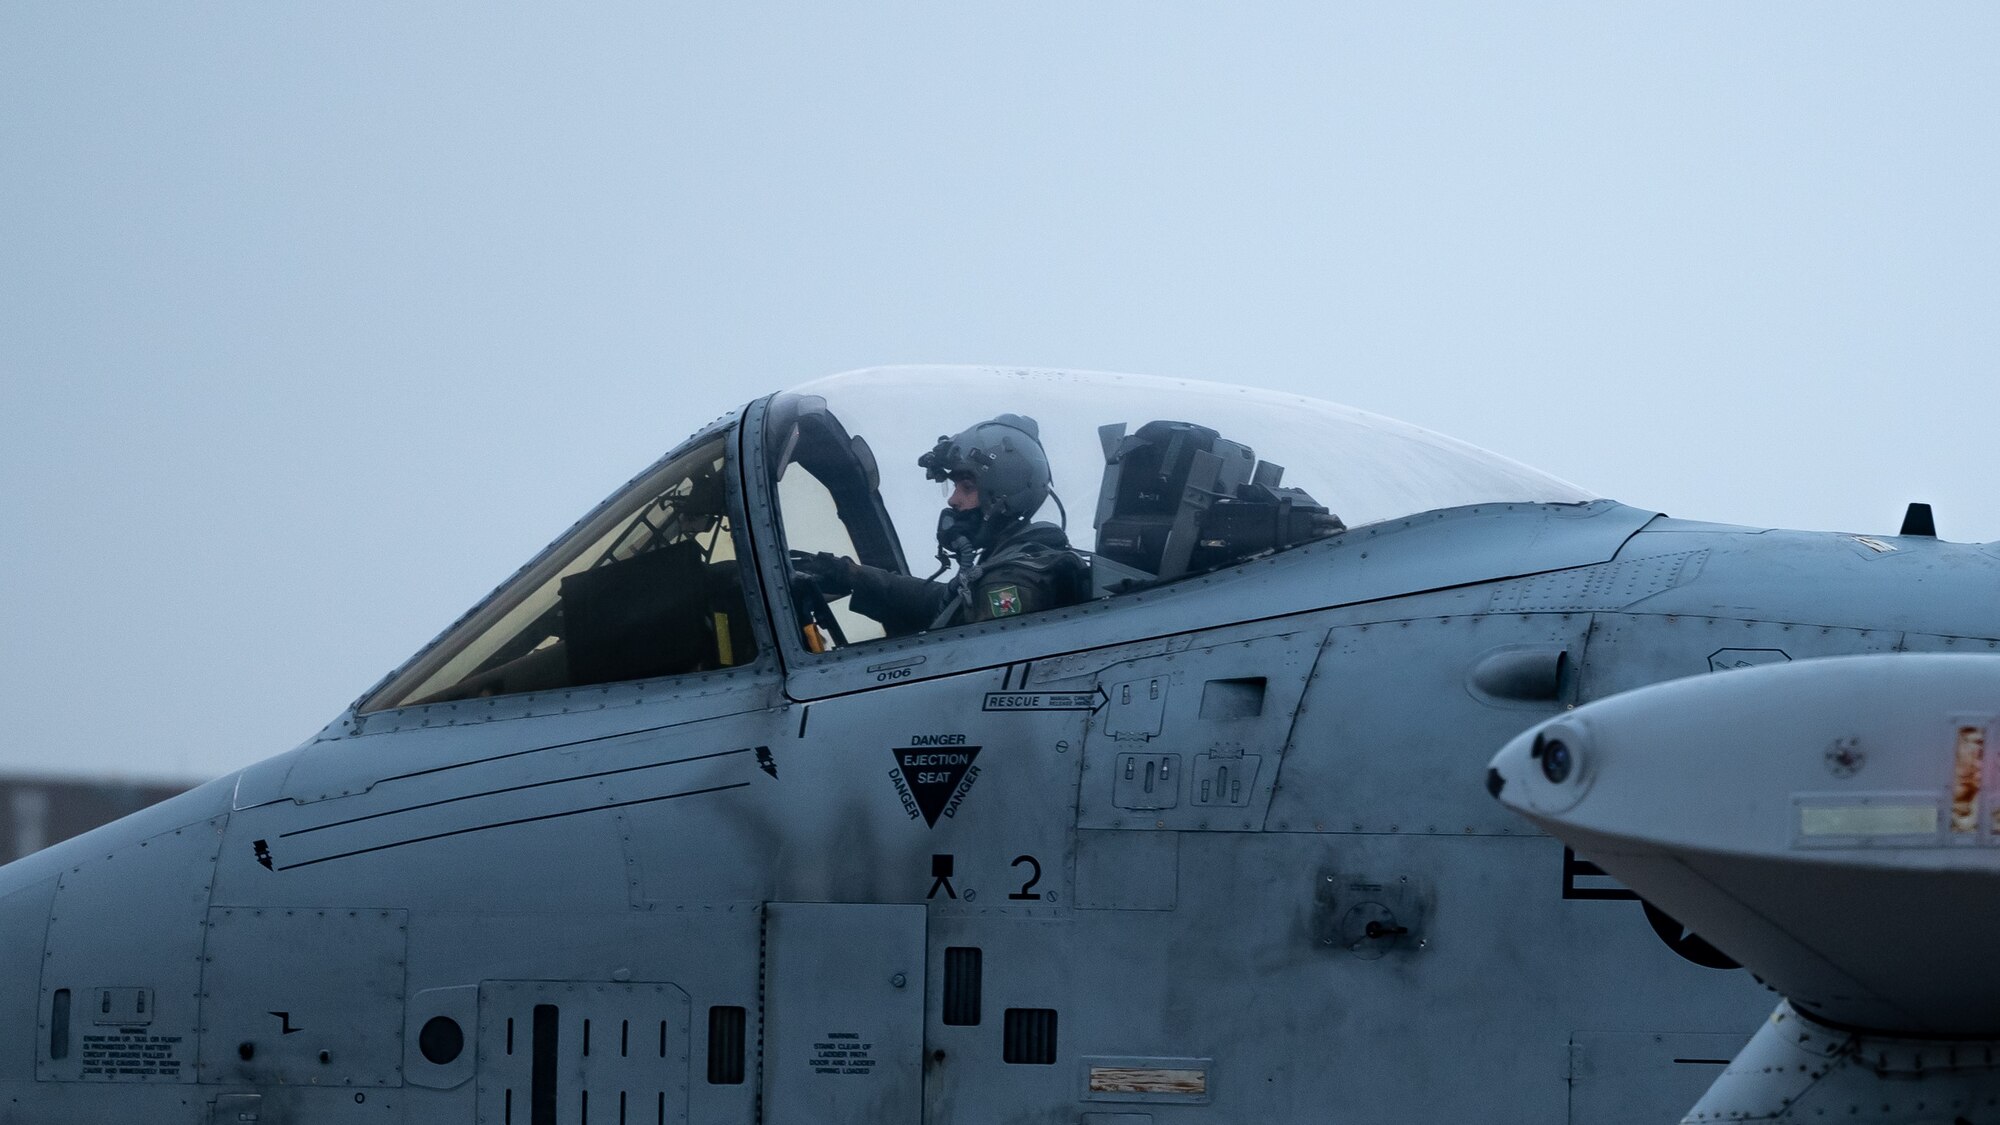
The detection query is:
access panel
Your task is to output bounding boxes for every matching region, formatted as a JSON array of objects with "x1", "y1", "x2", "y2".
[
  {"x1": 1077, "y1": 630, "x2": 1325, "y2": 832},
  {"x1": 762, "y1": 903, "x2": 926, "y2": 1125},
  {"x1": 475, "y1": 980, "x2": 691, "y2": 1125}
]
